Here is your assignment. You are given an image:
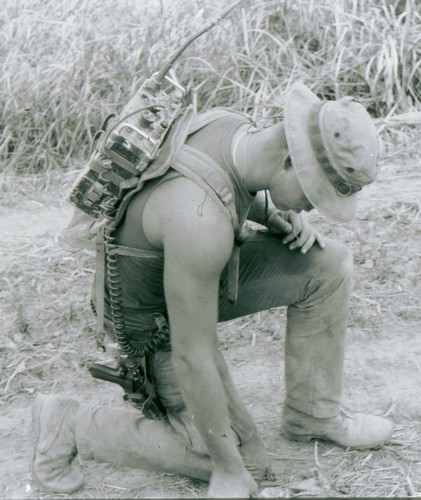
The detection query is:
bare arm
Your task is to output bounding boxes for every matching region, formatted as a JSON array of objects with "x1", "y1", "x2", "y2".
[
  {"x1": 214, "y1": 347, "x2": 258, "y2": 444},
  {"x1": 214, "y1": 348, "x2": 268, "y2": 479},
  {"x1": 151, "y1": 178, "x2": 257, "y2": 496}
]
